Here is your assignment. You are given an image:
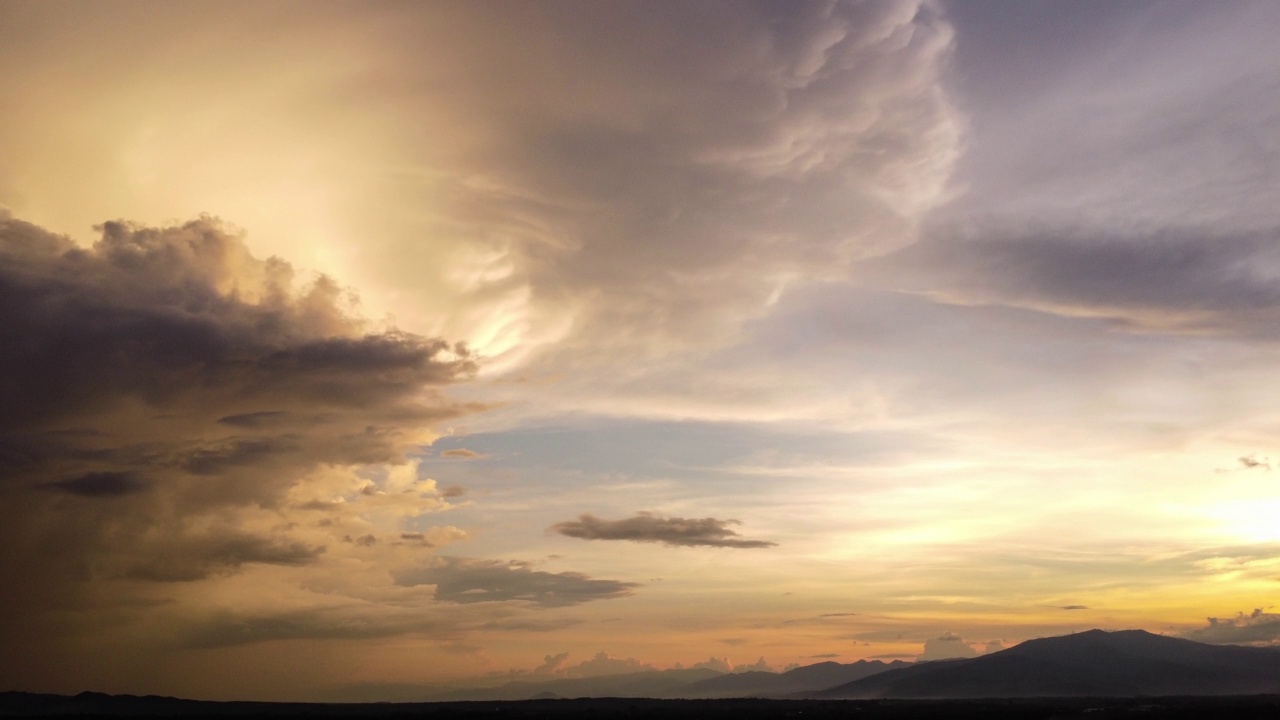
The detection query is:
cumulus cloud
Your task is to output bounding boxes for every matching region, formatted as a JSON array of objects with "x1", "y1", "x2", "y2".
[
  {"x1": 0, "y1": 215, "x2": 476, "y2": 646},
  {"x1": 691, "y1": 657, "x2": 734, "y2": 673},
  {"x1": 731, "y1": 657, "x2": 777, "y2": 673},
  {"x1": 559, "y1": 652, "x2": 654, "y2": 679},
  {"x1": 550, "y1": 512, "x2": 776, "y2": 549},
  {"x1": 1181, "y1": 609, "x2": 1280, "y2": 646},
  {"x1": 392, "y1": 557, "x2": 639, "y2": 607},
  {"x1": 918, "y1": 632, "x2": 980, "y2": 661},
  {"x1": 501, "y1": 651, "x2": 656, "y2": 680}
]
